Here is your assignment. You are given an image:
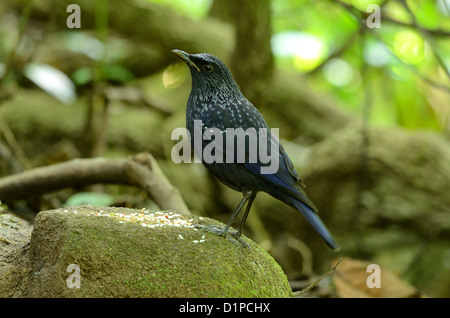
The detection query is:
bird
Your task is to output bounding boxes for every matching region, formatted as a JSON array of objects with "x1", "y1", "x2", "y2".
[{"x1": 172, "y1": 49, "x2": 338, "y2": 250}]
